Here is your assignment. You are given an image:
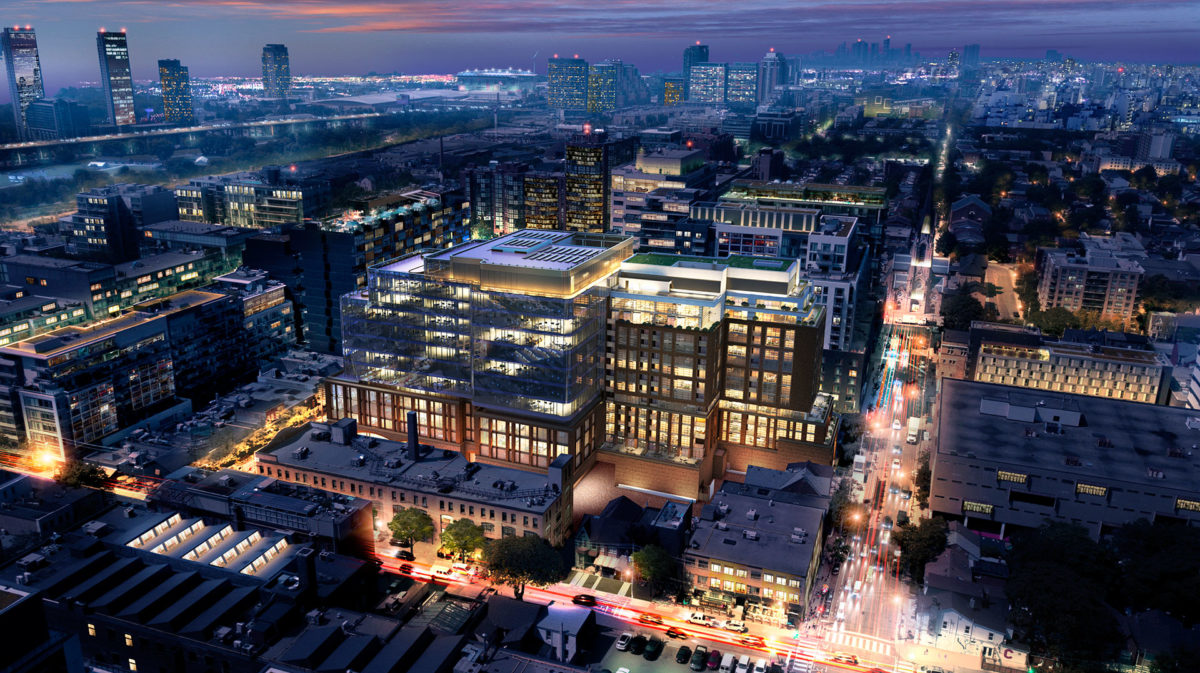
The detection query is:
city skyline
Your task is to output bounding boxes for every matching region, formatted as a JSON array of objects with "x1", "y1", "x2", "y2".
[{"x1": 0, "y1": 0, "x2": 1194, "y2": 98}]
